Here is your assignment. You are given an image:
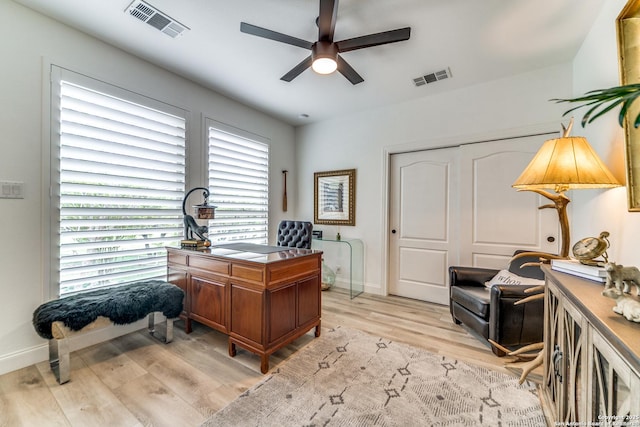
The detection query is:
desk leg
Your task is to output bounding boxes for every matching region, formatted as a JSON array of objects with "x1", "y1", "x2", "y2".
[
  {"x1": 184, "y1": 317, "x2": 192, "y2": 334},
  {"x1": 260, "y1": 355, "x2": 269, "y2": 374},
  {"x1": 315, "y1": 322, "x2": 321, "y2": 337},
  {"x1": 228, "y1": 340, "x2": 236, "y2": 357}
]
